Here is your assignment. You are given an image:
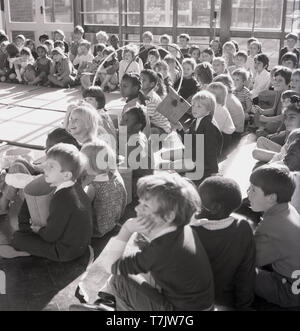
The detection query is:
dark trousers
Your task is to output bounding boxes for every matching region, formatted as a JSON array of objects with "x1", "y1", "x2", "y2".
[{"x1": 108, "y1": 275, "x2": 174, "y2": 311}]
